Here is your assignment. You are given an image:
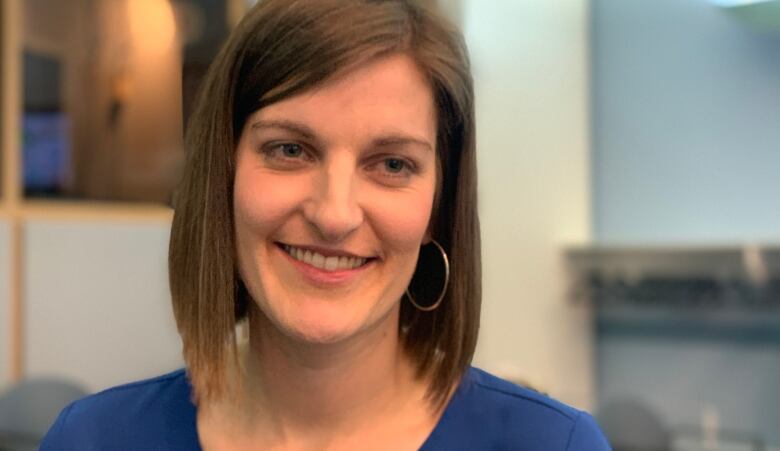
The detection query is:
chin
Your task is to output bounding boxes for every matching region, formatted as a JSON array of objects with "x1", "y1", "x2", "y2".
[
  {"x1": 281, "y1": 316, "x2": 363, "y2": 345},
  {"x1": 248, "y1": 283, "x2": 401, "y2": 347}
]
